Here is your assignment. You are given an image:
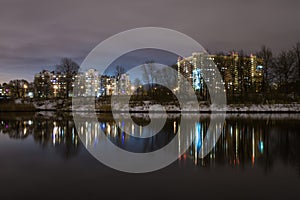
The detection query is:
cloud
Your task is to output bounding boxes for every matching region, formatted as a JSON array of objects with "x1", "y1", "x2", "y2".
[{"x1": 0, "y1": 0, "x2": 300, "y2": 83}]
